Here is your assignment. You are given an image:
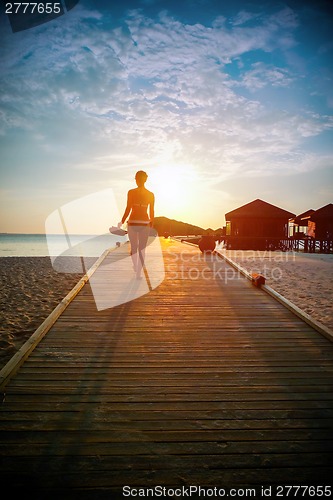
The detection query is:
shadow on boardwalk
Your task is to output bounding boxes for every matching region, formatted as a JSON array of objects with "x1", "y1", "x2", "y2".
[{"x1": 1, "y1": 239, "x2": 333, "y2": 498}]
